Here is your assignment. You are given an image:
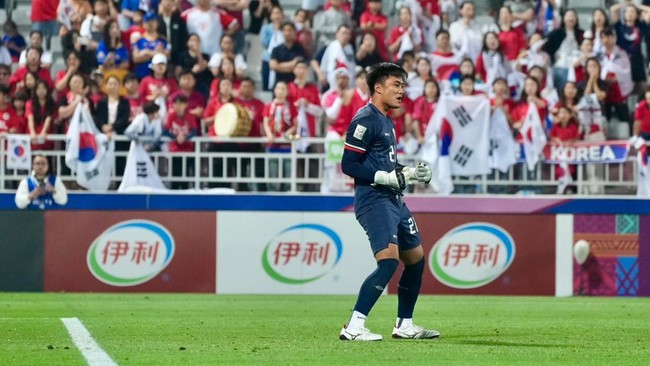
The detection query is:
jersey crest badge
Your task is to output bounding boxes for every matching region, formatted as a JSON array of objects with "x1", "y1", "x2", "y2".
[{"x1": 353, "y1": 125, "x2": 367, "y2": 140}]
